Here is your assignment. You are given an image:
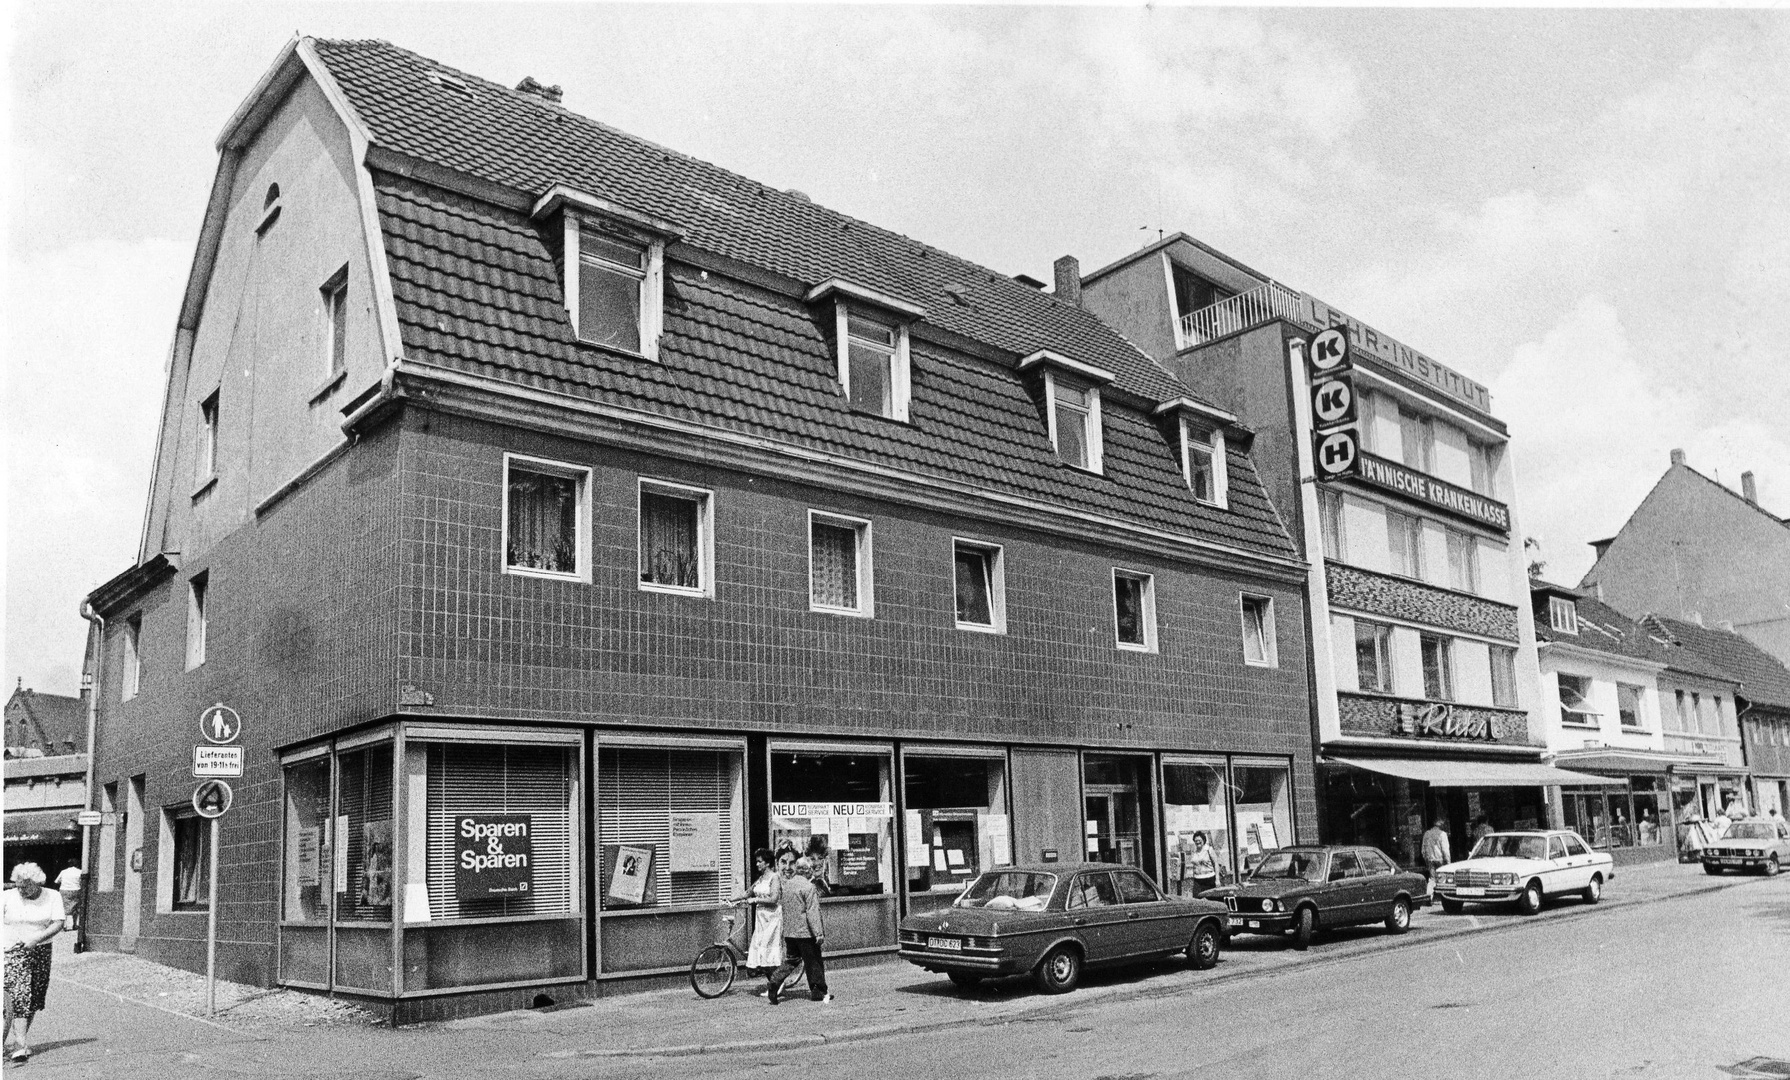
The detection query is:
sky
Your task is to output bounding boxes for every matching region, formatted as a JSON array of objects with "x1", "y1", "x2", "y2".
[{"x1": 5, "y1": 4, "x2": 1788, "y2": 696}]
